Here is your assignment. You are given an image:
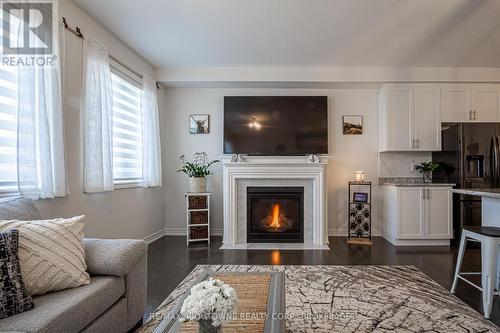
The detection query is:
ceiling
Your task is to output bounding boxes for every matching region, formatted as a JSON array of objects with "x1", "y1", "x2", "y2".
[{"x1": 72, "y1": 0, "x2": 500, "y2": 69}]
